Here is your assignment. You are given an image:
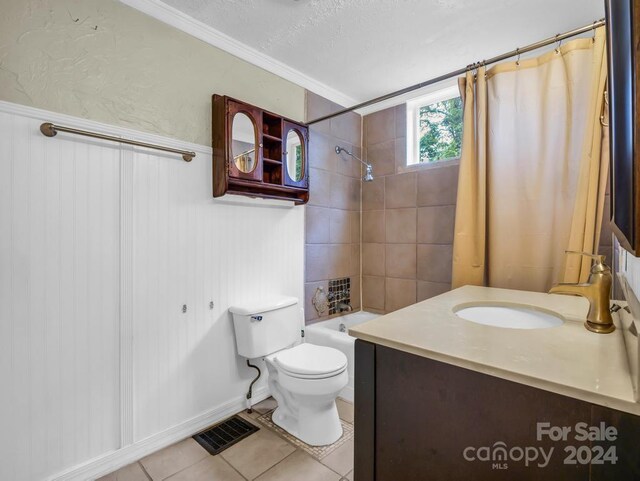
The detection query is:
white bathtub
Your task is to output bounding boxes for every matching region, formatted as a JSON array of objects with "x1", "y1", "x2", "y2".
[{"x1": 305, "y1": 311, "x2": 379, "y2": 402}]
